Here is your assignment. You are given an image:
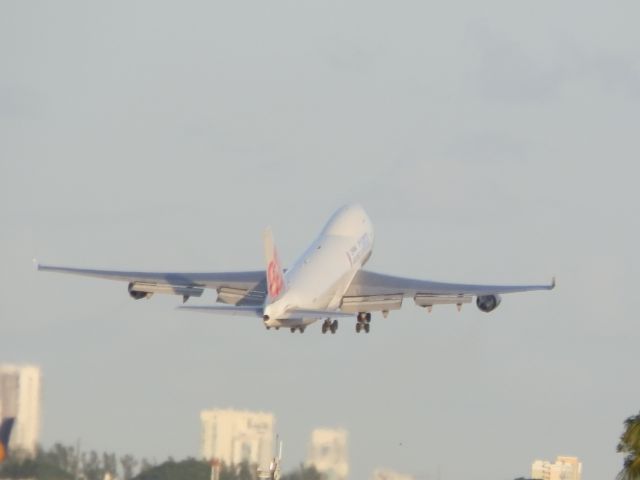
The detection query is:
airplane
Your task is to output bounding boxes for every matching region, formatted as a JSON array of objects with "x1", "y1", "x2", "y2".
[
  {"x1": 0, "y1": 417, "x2": 15, "y2": 463},
  {"x1": 37, "y1": 204, "x2": 554, "y2": 334}
]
